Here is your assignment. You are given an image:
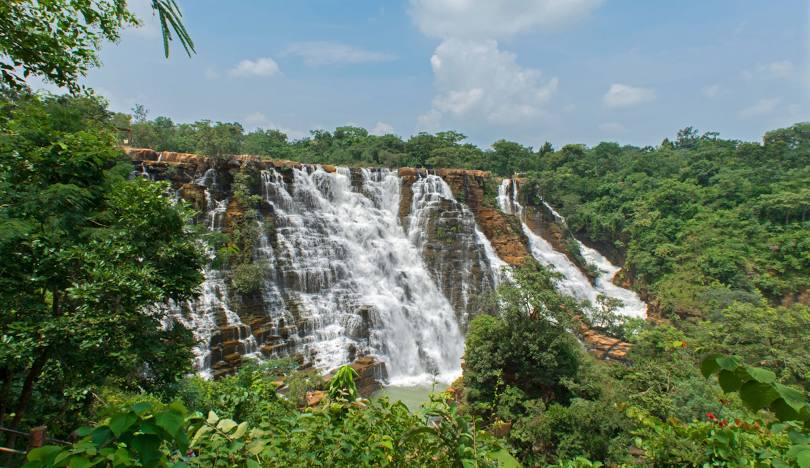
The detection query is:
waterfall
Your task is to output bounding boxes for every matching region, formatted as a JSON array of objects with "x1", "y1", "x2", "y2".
[
  {"x1": 163, "y1": 169, "x2": 259, "y2": 378},
  {"x1": 497, "y1": 179, "x2": 646, "y2": 318},
  {"x1": 408, "y1": 174, "x2": 507, "y2": 325},
  {"x1": 259, "y1": 167, "x2": 464, "y2": 384}
]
